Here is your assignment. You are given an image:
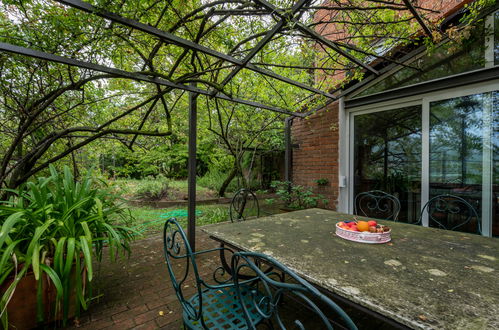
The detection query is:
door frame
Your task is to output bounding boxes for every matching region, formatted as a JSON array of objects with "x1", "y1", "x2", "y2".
[{"x1": 346, "y1": 80, "x2": 499, "y2": 236}]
